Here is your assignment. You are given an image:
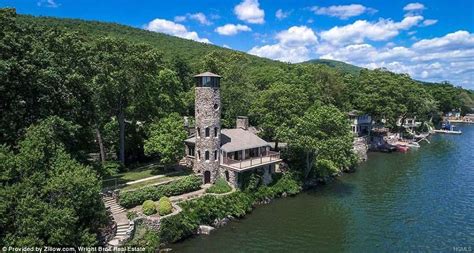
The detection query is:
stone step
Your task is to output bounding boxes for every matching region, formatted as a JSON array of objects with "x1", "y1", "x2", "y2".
[
  {"x1": 117, "y1": 224, "x2": 129, "y2": 229},
  {"x1": 110, "y1": 207, "x2": 126, "y2": 212},
  {"x1": 116, "y1": 232, "x2": 127, "y2": 236}
]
